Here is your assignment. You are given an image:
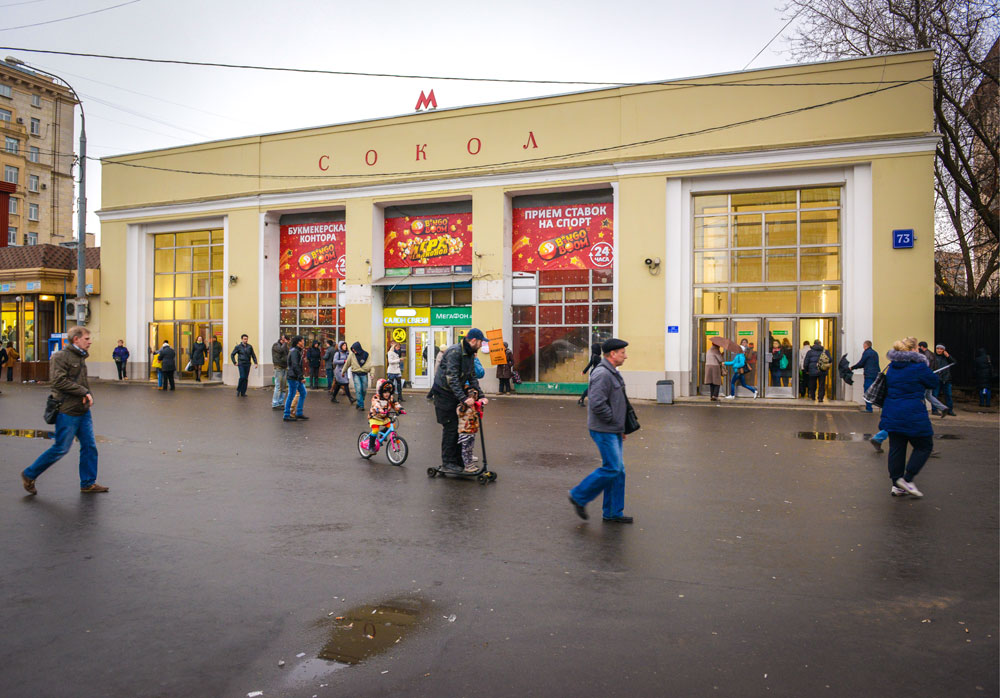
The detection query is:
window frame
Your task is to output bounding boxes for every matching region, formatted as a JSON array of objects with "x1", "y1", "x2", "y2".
[
  {"x1": 4, "y1": 136, "x2": 18, "y2": 154},
  {"x1": 27, "y1": 175, "x2": 39, "y2": 192},
  {"x1": 3, "y1": 165, "x2": 17, "y2": 184},
  {"x1": 27, "y1": 203, "x2": 39, "y2": 221},
  {"x1": 29, "y1": 117, "x2": 40, "y2": 135}
]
